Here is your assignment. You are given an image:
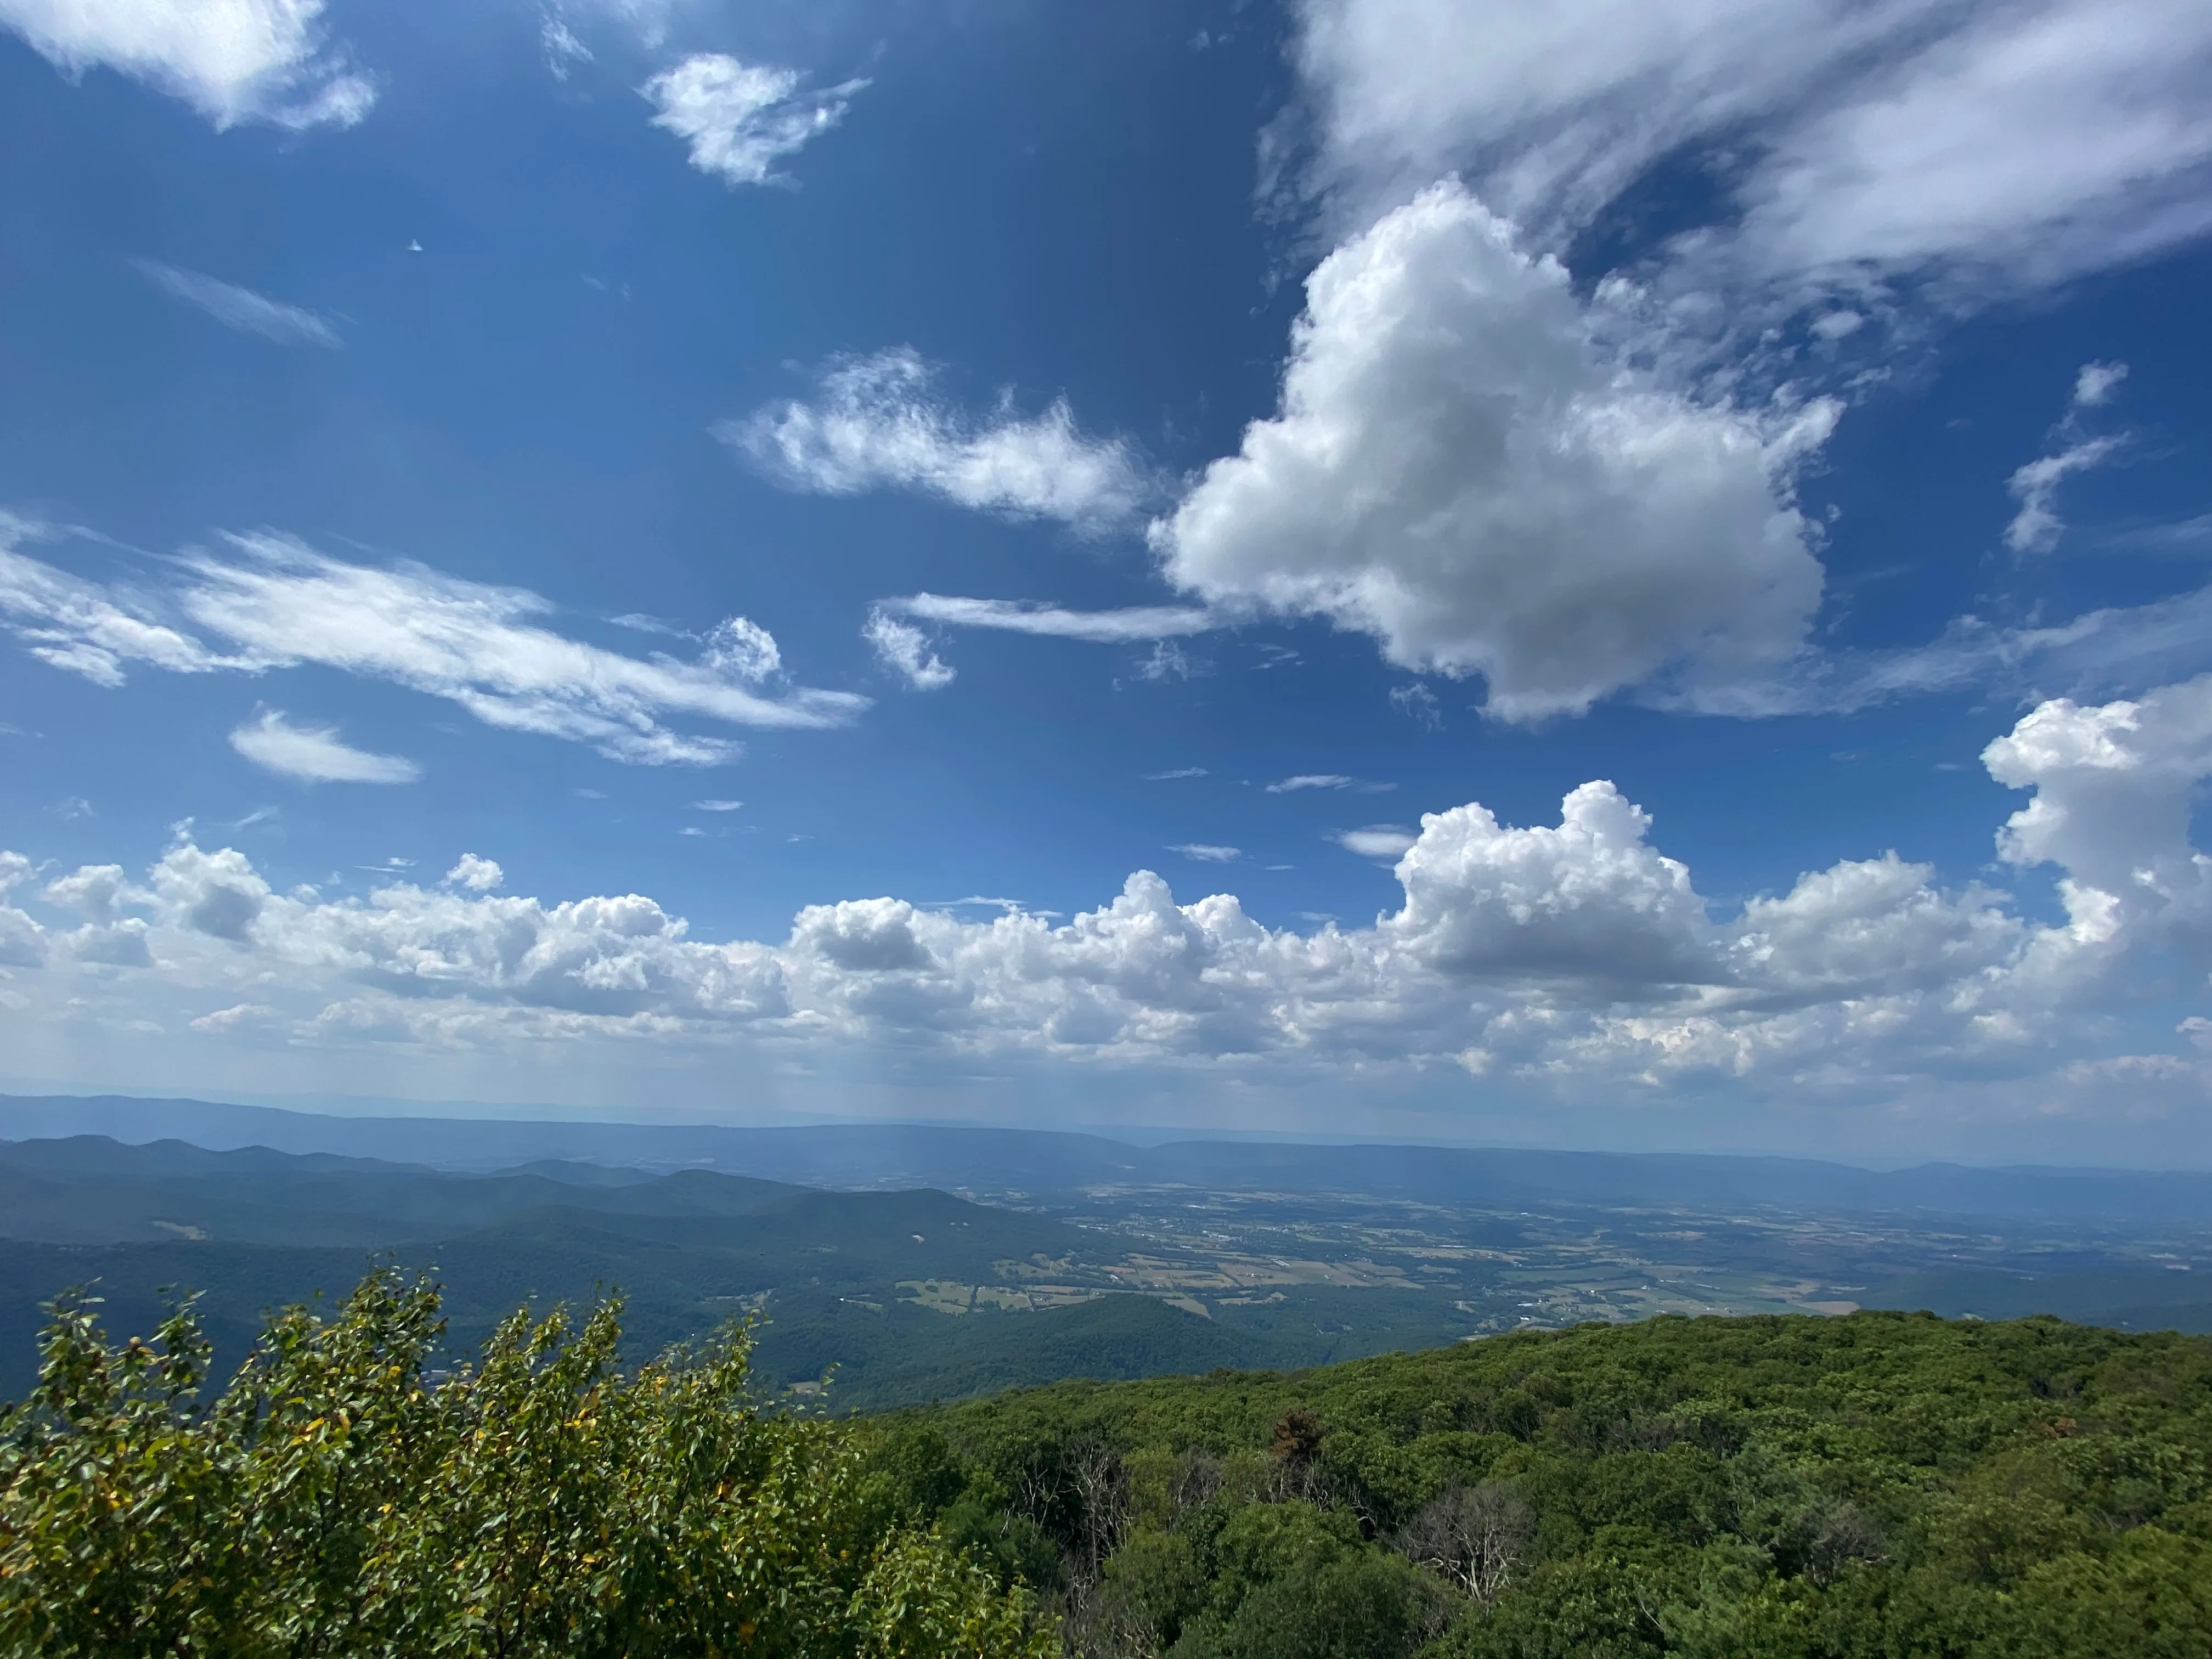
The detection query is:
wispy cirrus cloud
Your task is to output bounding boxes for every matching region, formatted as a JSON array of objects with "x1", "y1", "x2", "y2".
[
  {"x1": 2005, "y1": 361, "x2": 2131, "y2": 554},
  {"x1": 2102, "y1": 514, "x2": 2212, "y2": 556},
  {"x1": 0, "y1": 518, "x2": 240, "y2": 686},
  {"x1": 133, "y1": 261, "x2": 342, "y2": 348},
  {"x1": 0, "y1": 520, "x2": 866, "y2": 765},
  {"x1": 190, "y1": 1002, "x2": 276, "y2": 1033},
  {"x1": 1294, "y1": 0, "x2": 2212, "y2": 303},
  {"x1": 863, "y1": 608, "x2": 957, "y2": 691},
  {"x1": 924, "y1": 896, "x2": 1062, "y2": 918},
  {"x1": 1267, "y1": 774, "x2": 1396, "y2": 794},
  {"x1": 879, "y1": 592, "x2": 1216, "y2": 644},
  {"x1": 2007, "y1": 438, "x2": 2125, "y2": 555},
  {"x1": 1132, "y1": 641, "x2": 1204, "y2": 682},
  {"x1": 1653, "y1": 580, "x2": 2212, "y2": 719},
  {"x1": 1335, "y1": 825, "x2": 1417, "y2": 859},
  {"x1": 728, "y1": 349, "x2": 1149, "y2": 529},
  {"x1": 540, "y1": 13, "x2": 591, "y2": 79},
  {"x1": 1390, "y1": 684, "x2": 1442, "y2": 729},
  {"x1": 229, "y1": 709, "x2": 420, "y2": 785},
  {"x1": 1168, "y1": 842, "x2": 1242, "y2": 863},
  {"x1": 2073, "y1": 362, "x2": 2131, "y2": 409}
]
